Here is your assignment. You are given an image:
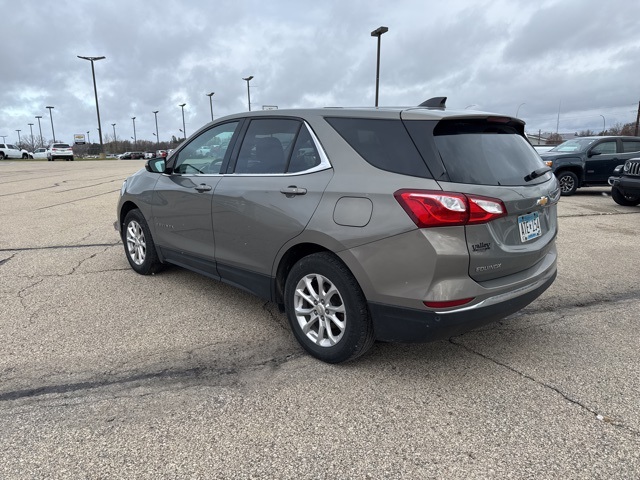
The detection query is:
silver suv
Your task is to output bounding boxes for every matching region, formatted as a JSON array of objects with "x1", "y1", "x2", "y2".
[{"x1": 117, "y1": 99, "x2": 559, "y2": 363}]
